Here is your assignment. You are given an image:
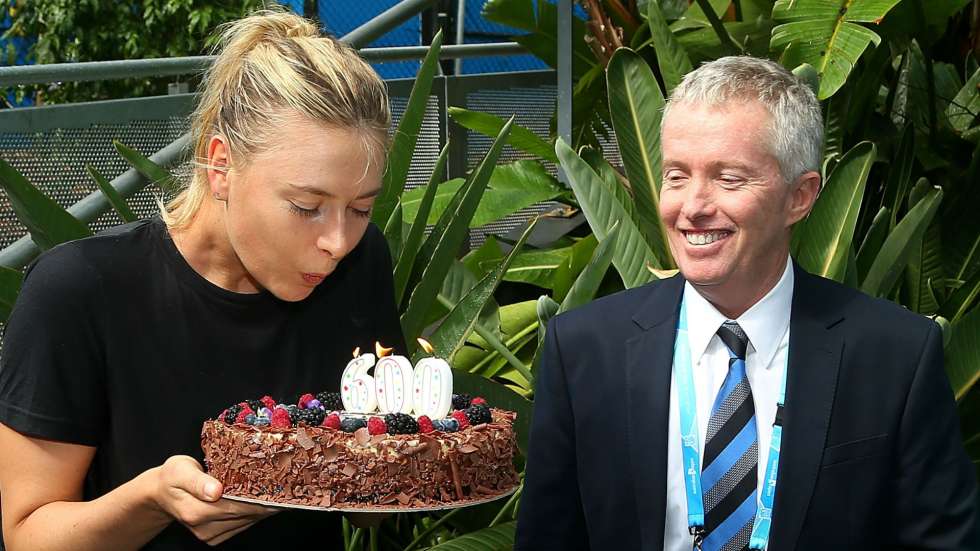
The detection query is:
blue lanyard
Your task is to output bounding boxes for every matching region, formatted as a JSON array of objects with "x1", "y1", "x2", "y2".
[{"x1": 674, "y1": 297, "x2": 787, "y2": 550}]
